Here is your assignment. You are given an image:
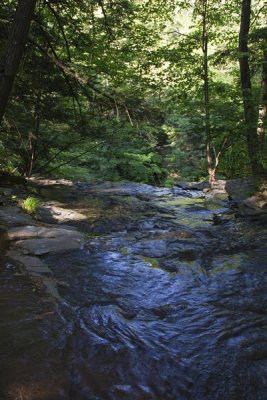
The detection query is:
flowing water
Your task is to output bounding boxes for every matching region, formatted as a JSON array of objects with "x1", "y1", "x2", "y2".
[{"x1": 1, "y1": 182, "x2": 267, "y2": 400}]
